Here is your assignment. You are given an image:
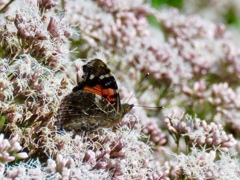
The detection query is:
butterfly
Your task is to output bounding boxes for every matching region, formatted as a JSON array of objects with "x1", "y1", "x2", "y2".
[{"x1": 56, "y1": 59, "x2": 133, "y2": 132}]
